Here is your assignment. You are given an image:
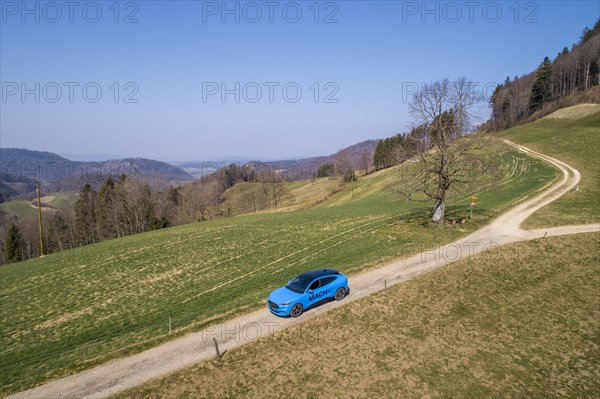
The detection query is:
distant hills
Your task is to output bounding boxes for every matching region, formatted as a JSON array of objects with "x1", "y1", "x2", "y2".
[
  {"x1": 0, "y1": 148, "x2": 194, "y2": 201},
  {"x1": 0, "y1": 139, "x2": 379, "y2": 201},
  {"x1": 178, "y1": 140, "x2": 379, "y2": 179},
  {"x1": 249, "y1": 139, "x2": 378, "y2": 180},
  {"x1": 57, "y1": 152, "x2": 128, "y2": 162}
]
